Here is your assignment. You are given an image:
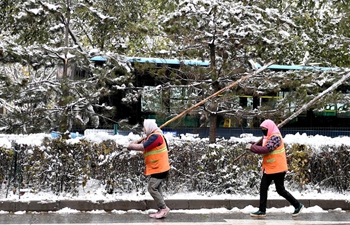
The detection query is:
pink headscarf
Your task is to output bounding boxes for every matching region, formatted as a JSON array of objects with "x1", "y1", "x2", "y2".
[
  {"x1": 143, "y1": 119, "x2": 162, "y2": 135},
  {"x1": 260, "y1": 119, "x2": 280, "y2": 146},
  {"x1": 260, "y1": 119, "x2": 281, "y2": 137}
]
